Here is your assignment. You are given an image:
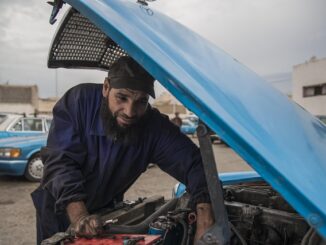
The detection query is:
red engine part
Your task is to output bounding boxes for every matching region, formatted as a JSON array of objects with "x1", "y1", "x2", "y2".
[{"x1": 65, "y1": 234, "x2": 162, "y2": 245}]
